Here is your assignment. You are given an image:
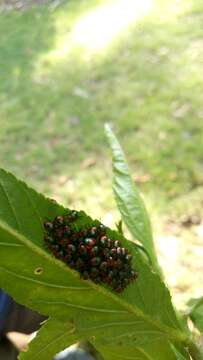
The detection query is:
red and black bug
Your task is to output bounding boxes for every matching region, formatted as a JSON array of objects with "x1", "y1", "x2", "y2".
[{"x1": 44, "y1": 210, "x2": 138, "y2": 293}]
